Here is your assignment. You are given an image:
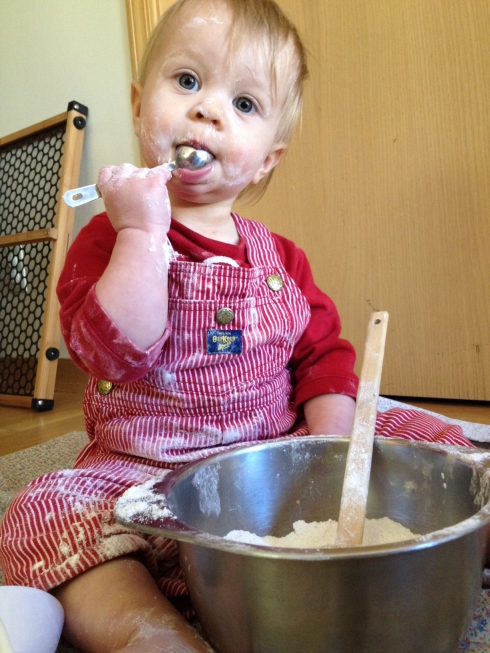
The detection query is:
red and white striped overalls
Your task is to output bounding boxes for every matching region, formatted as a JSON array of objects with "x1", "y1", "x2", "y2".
[
  {"x1": 0, "y1": 216, "x2": 312, "y2": 602},
  {"x1": 0, "y1": 216, "x2": 472, "y2": 609},
  {"x1": 82, "y1": 215, "x2": 312, "y2": 464}
]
